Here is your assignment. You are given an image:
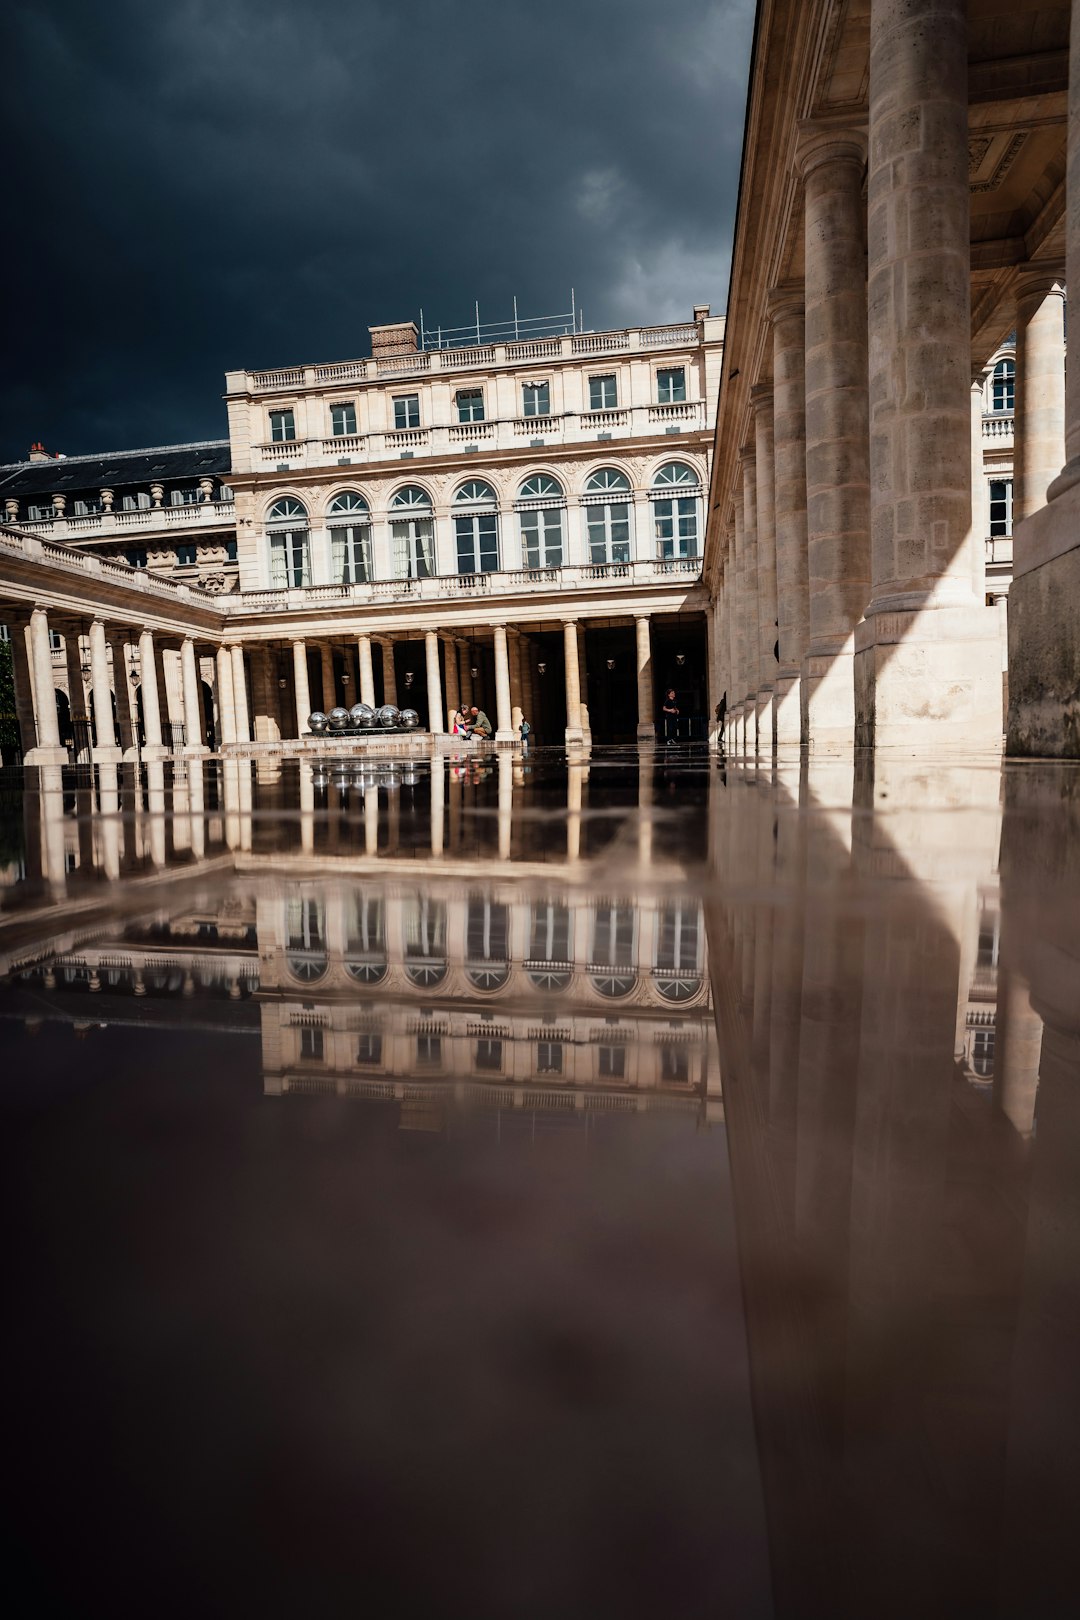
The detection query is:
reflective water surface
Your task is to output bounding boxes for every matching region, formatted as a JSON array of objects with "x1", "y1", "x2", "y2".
[{"x1": 1, "y1": 749, "x2": 1078, "y2": 1618}]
